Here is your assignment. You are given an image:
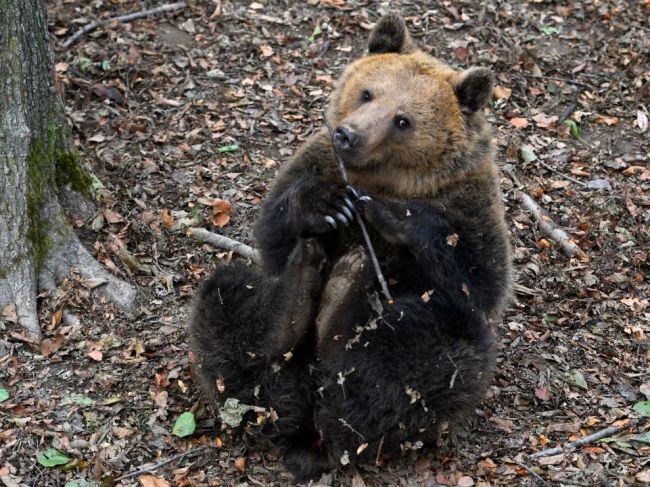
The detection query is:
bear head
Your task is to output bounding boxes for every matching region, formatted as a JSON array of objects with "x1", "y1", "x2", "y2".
[{"x1": 327, "y1": 14, "x2": 494, "y2": 196}]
